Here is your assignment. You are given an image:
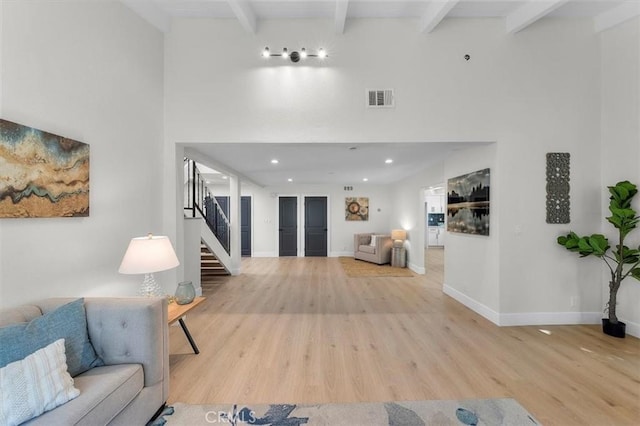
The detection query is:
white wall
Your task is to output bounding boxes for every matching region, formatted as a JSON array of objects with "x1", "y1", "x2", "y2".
[
  {"x1": 165, "y1": 18, "x2": 604, "y2": 324},
  {"x1": 600, "y1": 17, "x2": 640, "y2": 334},
  {"x1": 0, "y1": 1, "x2": 165, "y2": 307},
  {"x1": 390, "y1": 161, "x2": 446, "y2": 274},
  {"x1": 444, "y1": 144, "x2": 500, "y2": 318}
]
